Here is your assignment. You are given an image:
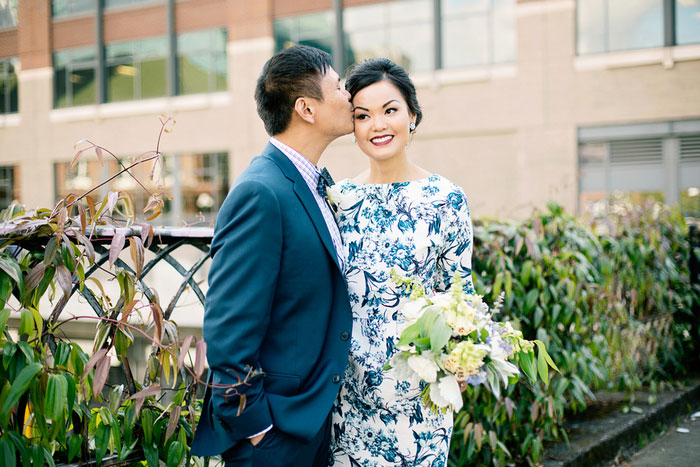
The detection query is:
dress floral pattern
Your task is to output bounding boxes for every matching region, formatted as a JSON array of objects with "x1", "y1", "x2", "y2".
[{"x1": 327, "y1": 174, "x2": 475, "y2": 467}]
